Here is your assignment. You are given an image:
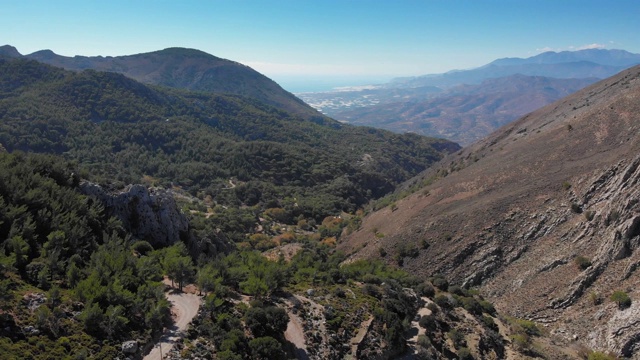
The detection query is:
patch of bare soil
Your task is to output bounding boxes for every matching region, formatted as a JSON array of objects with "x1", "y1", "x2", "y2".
[
  {"x1": 263, "y1": 243, "x2": 303, "y2": 262},
  {"x1": 144, "y1": 280, "x2": 202, "y2": 360}
]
